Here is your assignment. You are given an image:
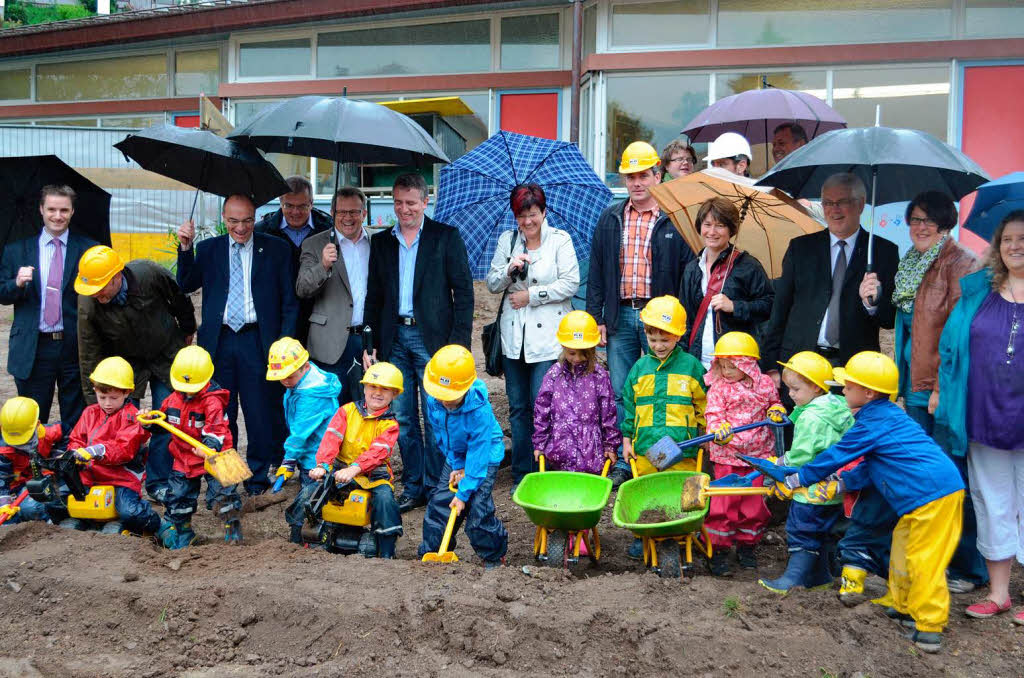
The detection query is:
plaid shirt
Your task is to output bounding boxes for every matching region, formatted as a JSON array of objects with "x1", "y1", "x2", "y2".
[{"x1": 619, "y1": 200, "x2": 659, "y2": 300}]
